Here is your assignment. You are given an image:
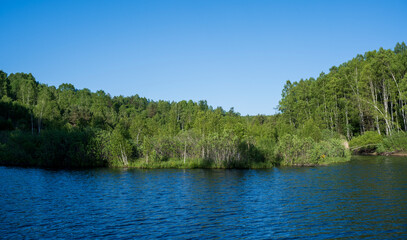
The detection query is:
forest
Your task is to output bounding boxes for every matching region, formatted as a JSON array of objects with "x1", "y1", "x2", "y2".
[
  {"x1": 1, "y1": 43, "x2": 406, "y2": 168},
  {"x1": 279, "y1": 42, "x2": 407, "y2": 154}
]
